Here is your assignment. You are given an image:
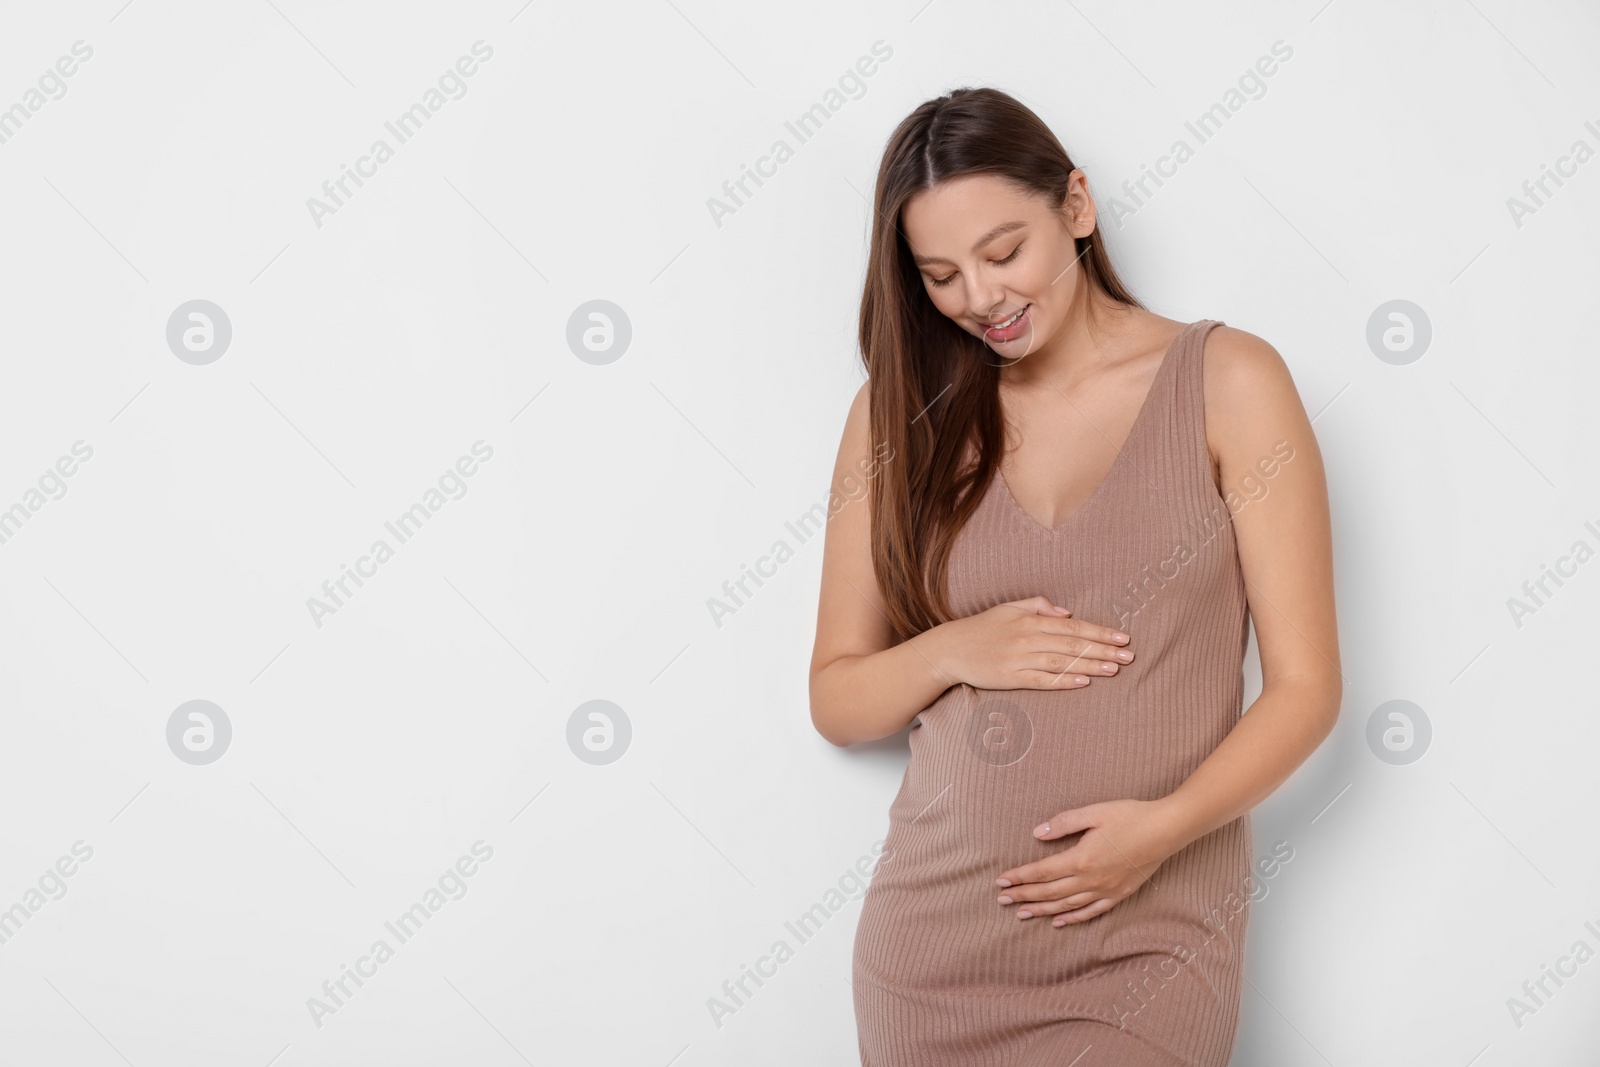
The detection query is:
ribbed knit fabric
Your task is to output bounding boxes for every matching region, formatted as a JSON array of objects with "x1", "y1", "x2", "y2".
[{"x1": 853, "y1": 320, "x2": 1251, "y2": 1066}]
